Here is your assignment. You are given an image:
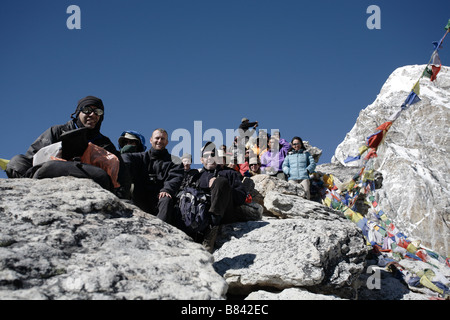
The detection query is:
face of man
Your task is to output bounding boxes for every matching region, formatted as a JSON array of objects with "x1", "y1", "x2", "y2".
[
  {"x1": 182, "y1": 158, "x2": 191, "y2": 171},
  {"x1": 78, "y1": 105, "x2": 101, "y2": 129},
  {"x1": 150, "y1": 130, "x2": 169, "y2": 150},
  {"x1": 201, "y1": 151, "x2": 217, "y2": 170}
]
